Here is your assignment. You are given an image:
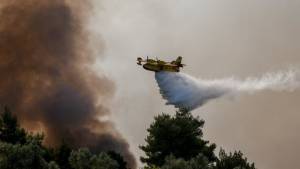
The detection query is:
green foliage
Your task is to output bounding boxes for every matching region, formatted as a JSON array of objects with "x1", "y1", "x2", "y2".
[
  {"x1": 55, "y1": 142, "x2": 72, "y2": 169},
  {"x1": 69, "y1": 148, "x2": 92, "y2": 169},
  {"x1": 90, "y1": 152, "x2": 119, "y2": 169},
  {"x1": 215, "y1": 149, "x2": 256, "y2": 169},
  {"x1": 0, "y1": 107, "x2": 27, "y2": 144},
  {"x1": 144, "y1": 166, "x2": 160, "y2": 169},
  {"x1": 0, "y1": 107, "x2": 61, "y2": 169},
  {"x1": 141, "y1": 110, "x2": 257, "y2": 169},
  {"x1": 188, "y1": 154, "x2": 214, "y2": 169},
  {"x1": 0, "y1": 141, "x2": 49, "y2": 169},
  {"x1": 0, "y1": 107, "x2": 130, "y2": 169},
  {"x1": 107, "y1": 151, "x2": 128, "y2": 169},
  {"x1": 159, "y1": 154, "x2": 213, "y2": 169},
  {"x1": 161, "y1": 155, "x2": 189, "y2": 169},
  {"x1": 0, "y1": 106, "x2": 258, "y2": 169},
  {"x1": 48, "y1": 161, "x2": 61, "y2": 169},
  {"x1": 145, "y1": 150, "x2": 256, "y2": 169},
  {"x1": 140, "y1": 110, "x2": 216, "y2": 167},
  {"x1": 69, "y1": 148, "x2": 119, "y2": 169}
]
